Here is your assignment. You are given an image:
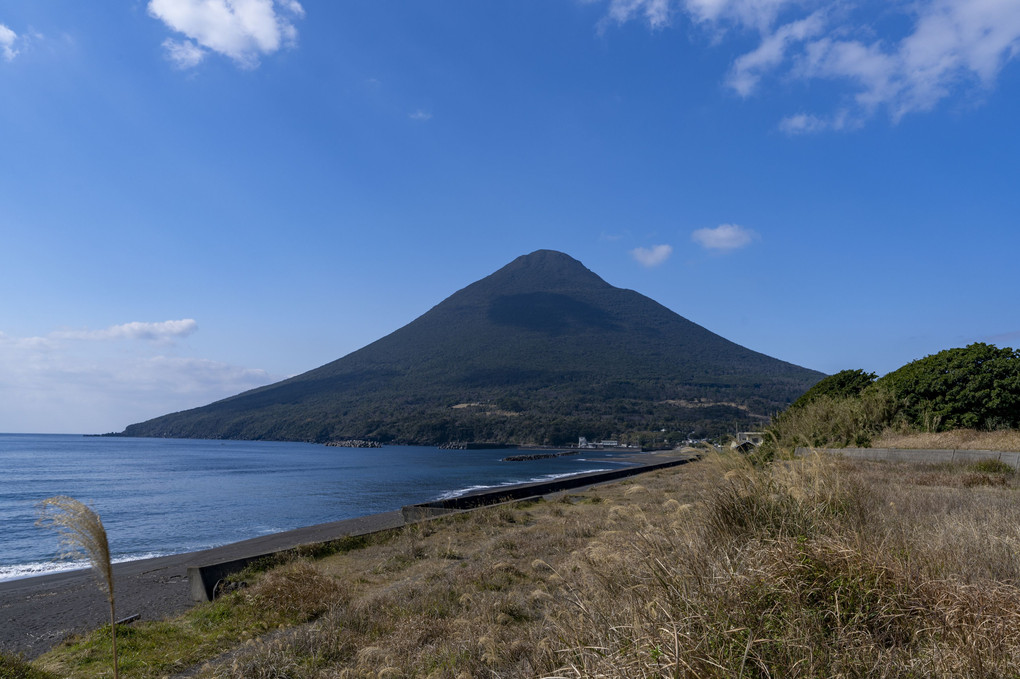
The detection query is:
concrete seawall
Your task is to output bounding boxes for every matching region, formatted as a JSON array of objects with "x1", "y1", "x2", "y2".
[
  {"x1": 190, "y1": 453, "x2": 698, "y2": 602},
  {"x1": 796, "y1": 447, "x2": 1020, "y2": 468},
  {"x1": 400, "y1": 455, "x2": 698, "y2": 521}
]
